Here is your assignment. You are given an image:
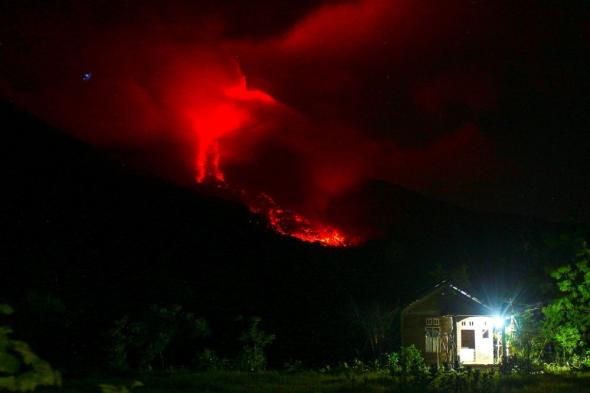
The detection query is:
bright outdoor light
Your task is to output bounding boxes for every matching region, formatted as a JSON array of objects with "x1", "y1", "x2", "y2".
[{"x1": 493, "y1": 316, "x2": 504, "y2": 328}]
